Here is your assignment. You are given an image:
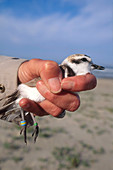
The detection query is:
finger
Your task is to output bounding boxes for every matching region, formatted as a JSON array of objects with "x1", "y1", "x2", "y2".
[
  {"x1": 19, "y1": 98, "x2": 64, "y2": 117},
  {"x1": 27, "y1": 59, "x2": 62, "y2": 93},
  {"x1": 38, "y1": 100, "x2": 64, "y2": 117},
  {"x1": 61, "y1": 73, "x2": 97, "y2": 92},
  {"x1": 19, "y1": 98, "x2": 48, "y2": 116},
  {"x1": 37, "y1": 80, "x2": 80, "y2": 112}
]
